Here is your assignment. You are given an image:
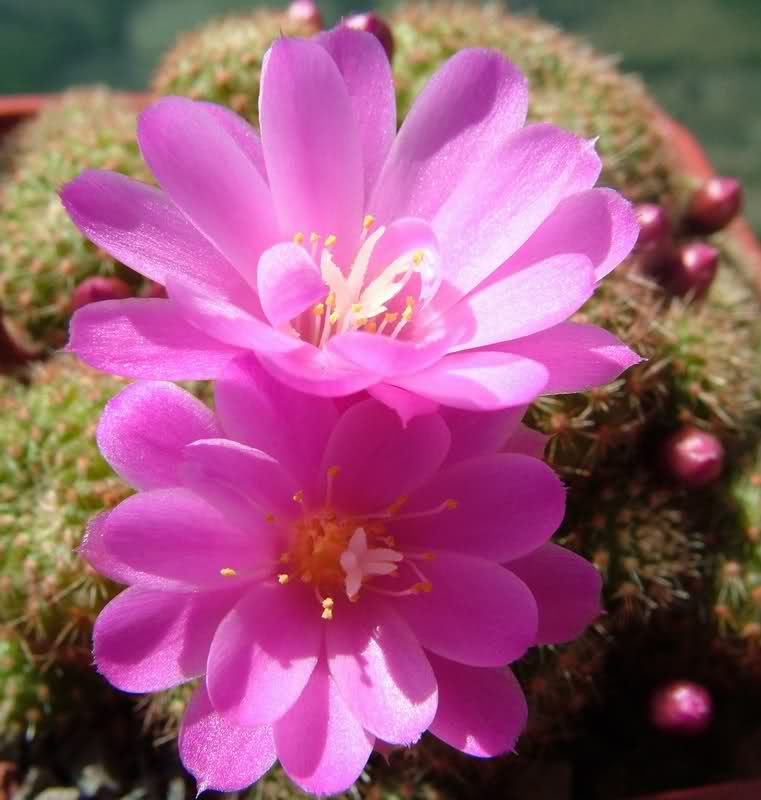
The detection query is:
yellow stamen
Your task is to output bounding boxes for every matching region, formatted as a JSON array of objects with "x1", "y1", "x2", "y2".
[
  {"x1": 293, "y1": 231, "x2": 305, "y2": 245},
  {"x1": 321, "y1": 607, "x2": 334, "y2": 620},
  {"x1": 220, "y1": 567, "x2": 237, "y2": 577},
  {"x1": 364, "y1": 320, "x2": 378, "y2": 333},
  {"x1": 277, "y1": 573, "x2": 290, "y2": 585},
  {"x1": 310, "y1": 232, "x2": 320, "y2": 244},
  {"x1": 293, "y1": 489, "x2": 305, "y2": 503},
  {"x1": 402, "y1": 305, "x2": 414, "y2": 322},
  {"x1": 326, "y1": 292, "x2": 336, "y2": 309},
  {"x1": 329, "y1": 311, "x2": 339, "y2": 325},
  {"x1": 363, "y1": 214, "x2": 375, "y2": 229},
  {"x1": 313, "y1": 303, "x2": 325, "y2": 317},
  {"x1": 321, "y1": 597, "x2": 334, "y2": 610},
  {"x1": 324, "y1": 234, "x2": 337, "y2": 248},
  {"x1": 384, "y1": 312, "x2": 398, "y2": 324},
  {"x1": 412, "y1": 250, "x2": 423, "y2": 265},
  {"x1": 351, "y1": 303, "x2": 363, "y2": 314}
]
